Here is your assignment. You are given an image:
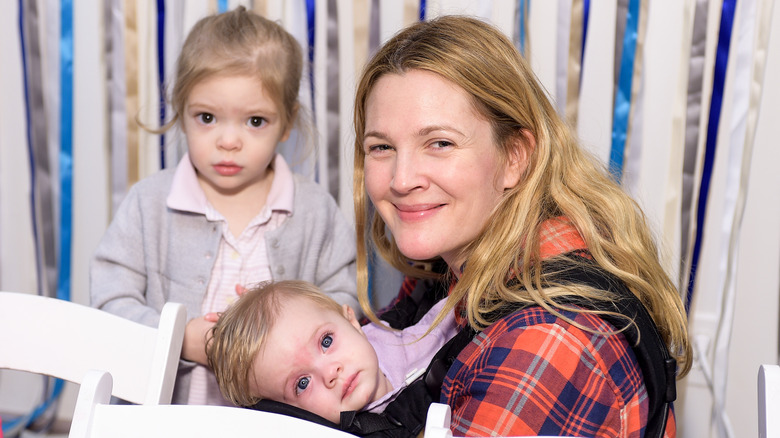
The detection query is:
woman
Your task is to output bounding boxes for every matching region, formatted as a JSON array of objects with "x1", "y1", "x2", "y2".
[{"x1": 353, "y1": 15, "x2": 691, "y2": 437}]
